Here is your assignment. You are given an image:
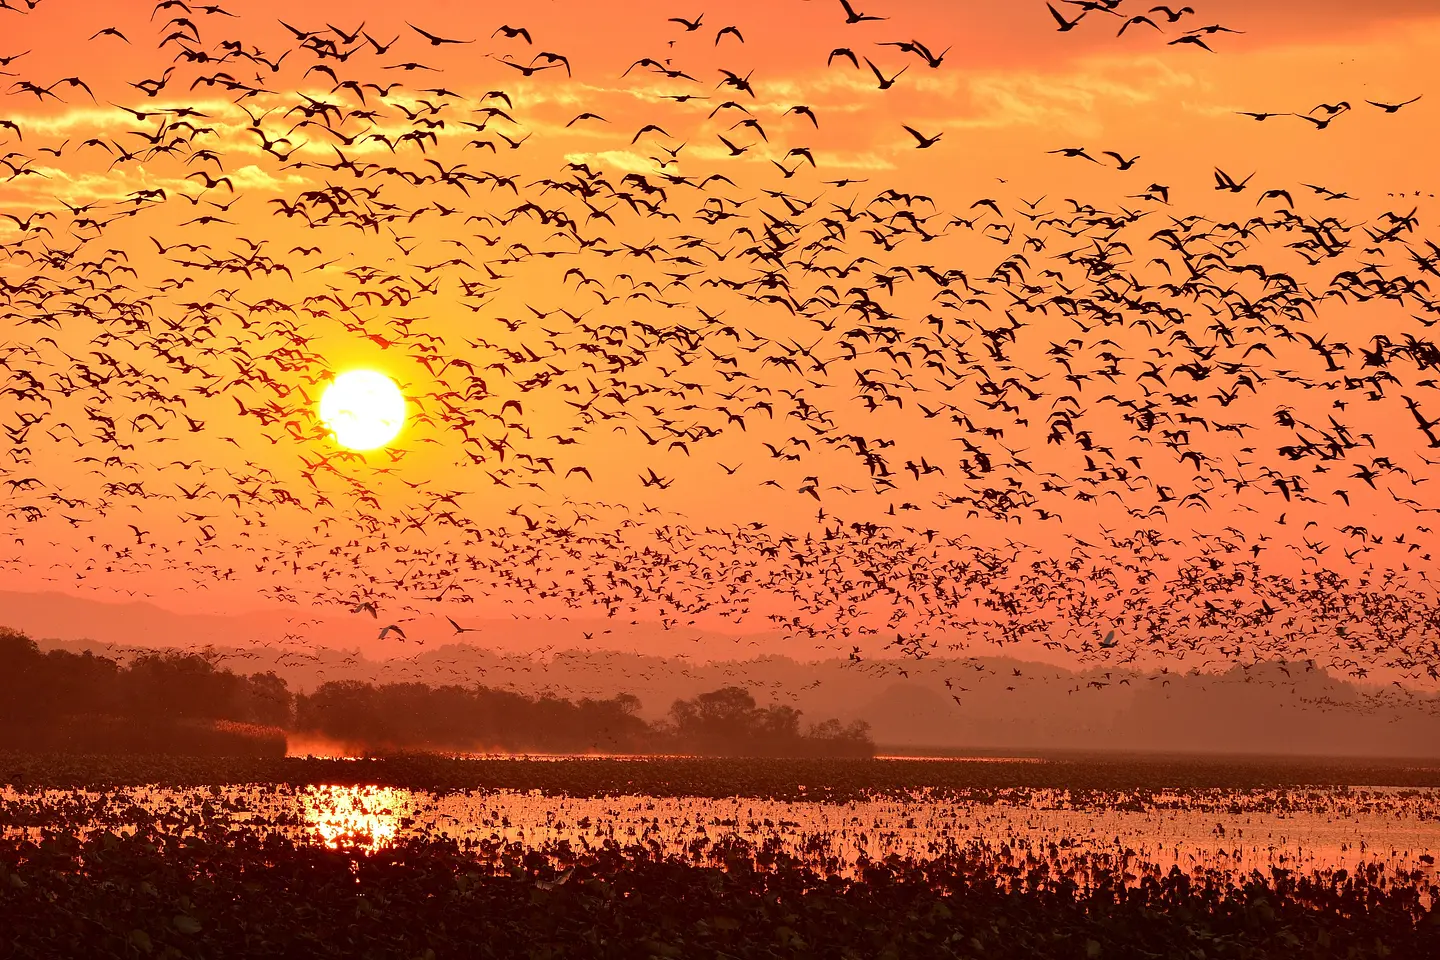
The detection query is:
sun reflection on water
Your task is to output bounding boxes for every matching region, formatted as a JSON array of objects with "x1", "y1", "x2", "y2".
[{"x1": 300, "y1": 785, "x2": 410, "y2": 849}]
